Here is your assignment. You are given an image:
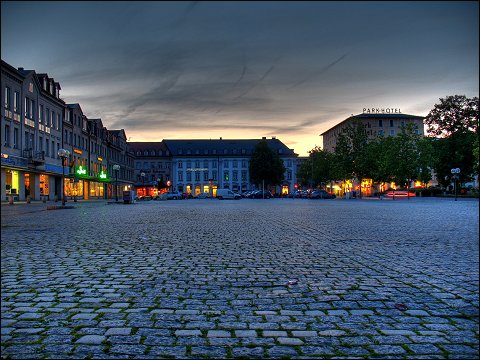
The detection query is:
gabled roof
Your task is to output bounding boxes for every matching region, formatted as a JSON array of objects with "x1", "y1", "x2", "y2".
[
  {"x1": 108, "y1": 129, "x2": 127, "y2": 140},
  {"x1": 66, "y1": 103, "x2": 84, "y2": 114},
  {"x1": 163, "y1": 138, "x2": 297, "y2": 156}
]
